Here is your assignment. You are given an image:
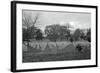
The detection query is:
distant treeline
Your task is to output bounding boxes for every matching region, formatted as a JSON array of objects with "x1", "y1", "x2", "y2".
[{"x1": 23, "y1": 24, "x2": 91, "y2": 43}]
